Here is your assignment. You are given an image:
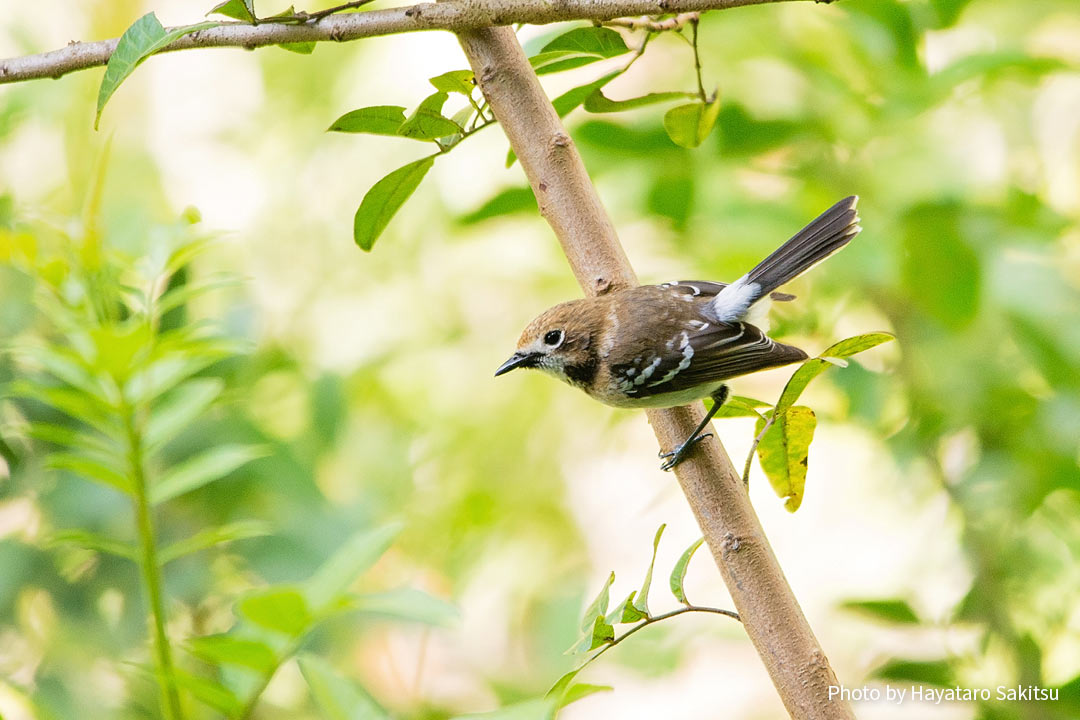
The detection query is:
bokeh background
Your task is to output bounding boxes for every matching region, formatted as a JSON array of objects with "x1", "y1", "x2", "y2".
[{"x1": 2, "y1": 0, "x2": 1080, "y2": 718}]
